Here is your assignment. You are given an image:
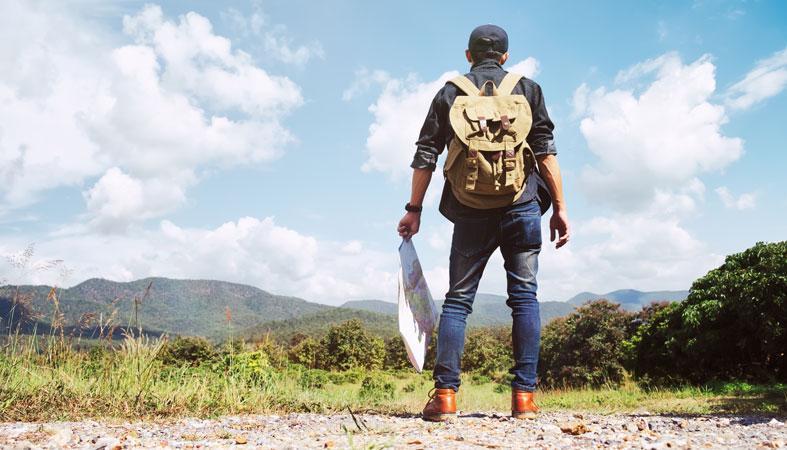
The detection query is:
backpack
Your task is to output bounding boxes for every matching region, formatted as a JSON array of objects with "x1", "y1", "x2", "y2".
[{"x1": 443, "y1": 72, "x2": 536, "y2": 209}]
